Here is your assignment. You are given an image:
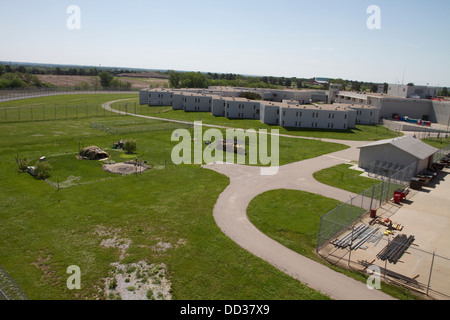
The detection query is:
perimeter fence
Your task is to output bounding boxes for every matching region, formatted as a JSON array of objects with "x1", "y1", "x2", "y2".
[{"x1": 0, "y1": 264, "x2": 29, "y2": 300}]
